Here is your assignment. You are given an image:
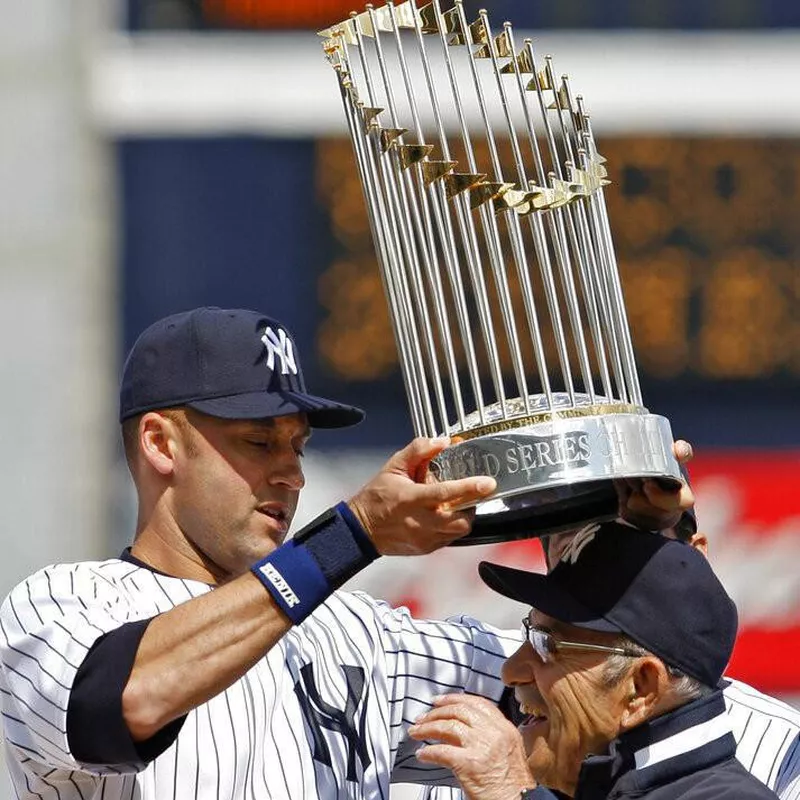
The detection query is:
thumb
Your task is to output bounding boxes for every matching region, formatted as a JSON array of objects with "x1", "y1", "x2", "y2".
[{"x1": 387, "y1": 437, "x2": 451, "y2": 479}]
